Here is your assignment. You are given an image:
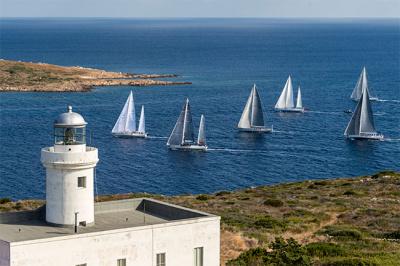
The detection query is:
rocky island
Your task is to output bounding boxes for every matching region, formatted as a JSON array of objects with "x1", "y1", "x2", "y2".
[{"x1": 0, "y1": 59, "x2": 191, "y2": 92}]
